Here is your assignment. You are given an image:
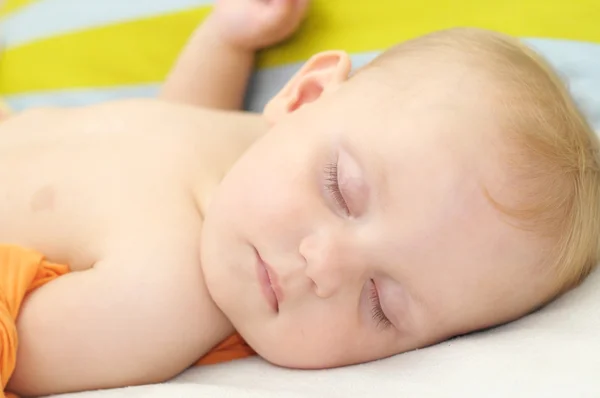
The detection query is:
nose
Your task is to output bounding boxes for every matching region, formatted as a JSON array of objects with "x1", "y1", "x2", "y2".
[{"x1": 298, "y1": 229, "x2": 364, "y2": 298}]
